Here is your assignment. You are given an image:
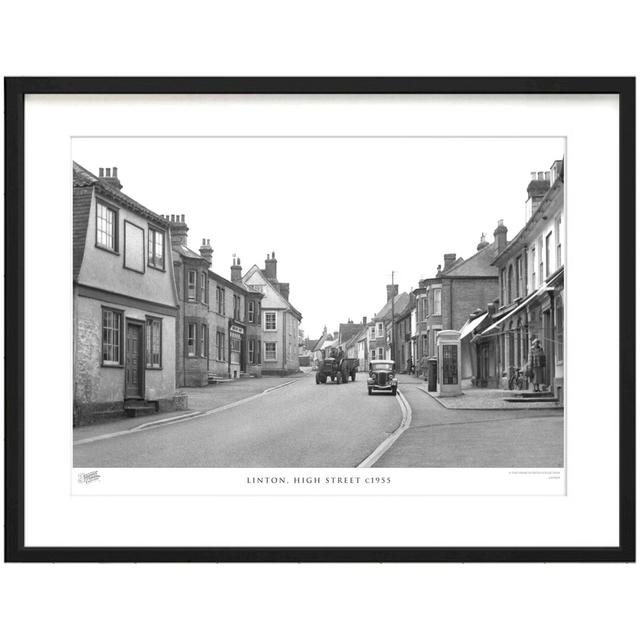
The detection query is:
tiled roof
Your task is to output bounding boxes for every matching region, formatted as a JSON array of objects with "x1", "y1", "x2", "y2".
[
  {"x1": 73, "y1": 162, "x2": 168, "y2": 226},
  {"x1": 339, "y1": 322, "x2": 365, "y2": 344},
  {"x1": 72, "y1": 185, "x2": 93, "y2": 281},
  {"x1": 441, "y1": 242, "x2": 499, "y2": 278},
  {"x1": 172, "y1": 245, "x2": 204, "y2": 261},
  {"x1": 374, "y1": 292, "x2": 411, "y2": 321}
]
